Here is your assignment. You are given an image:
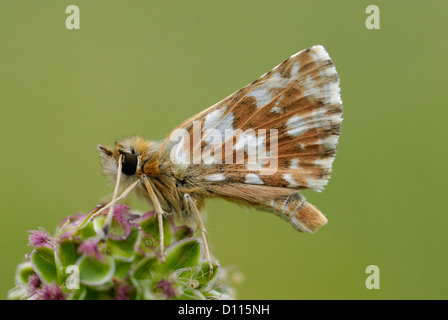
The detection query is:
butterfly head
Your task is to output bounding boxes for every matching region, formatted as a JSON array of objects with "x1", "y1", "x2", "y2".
[{"x1": 98, "y1": 137, "x2": 146, "y2": 186}]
